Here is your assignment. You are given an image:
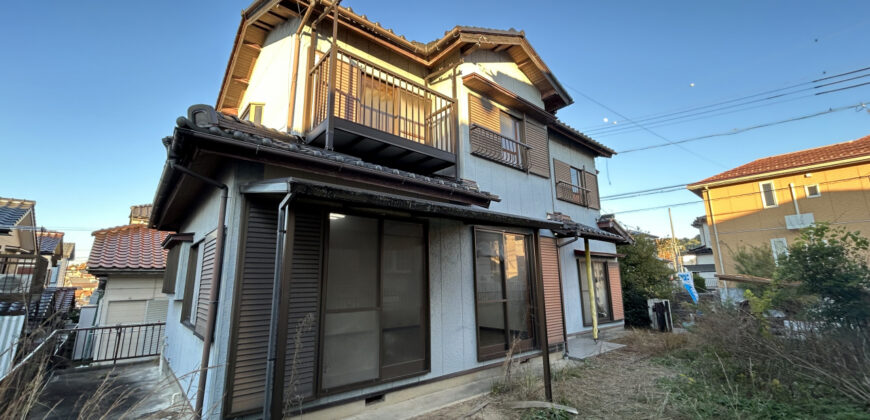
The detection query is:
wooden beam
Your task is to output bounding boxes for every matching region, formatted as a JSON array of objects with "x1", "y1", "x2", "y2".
[{"x1": 242, "y1": 41, "x2": 262, "y2": 51}]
